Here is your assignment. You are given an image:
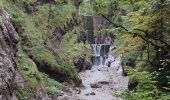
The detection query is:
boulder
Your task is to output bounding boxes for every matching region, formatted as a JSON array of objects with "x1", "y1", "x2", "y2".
[
  {"x1": 73, "y1": 56, "x2": 92, "y2": 72},
  {"x1": 90, "y1": 83, "x2": 102, "y2": 88}
]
